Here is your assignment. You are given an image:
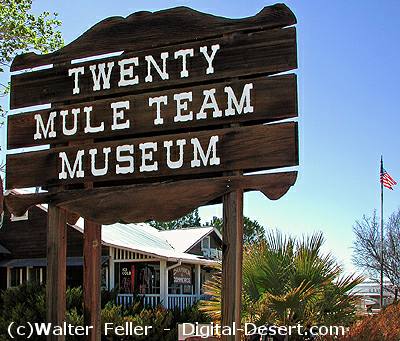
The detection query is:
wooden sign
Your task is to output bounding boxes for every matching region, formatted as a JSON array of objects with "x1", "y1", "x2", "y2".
[
  {"x1": 5, "y1": 5, "x2": 299, "y2": 341},
  {"x1": 8, "y1": 75, "x2": 296, "y2": 149},
  {"x1": 10, "y1": 27, "x2": 296, "y2": 109},
  {"x1": 5, "y1": 4, "x2": 299, "y2": 220},
  {"x1": 173, "y1": 266, "x2": 192, "y2": 285},
  {"x1": 7, "y1": 123, "x2": 297, "y2": 189}
]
